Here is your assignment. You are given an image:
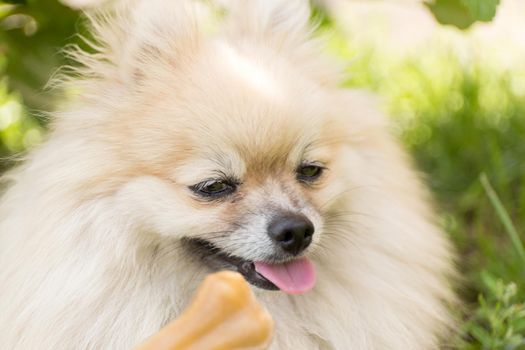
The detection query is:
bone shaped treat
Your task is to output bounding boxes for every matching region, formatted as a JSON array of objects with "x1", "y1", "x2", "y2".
[{"x1": 136, "y1": 271, "x2": 274, "y2": 350}]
